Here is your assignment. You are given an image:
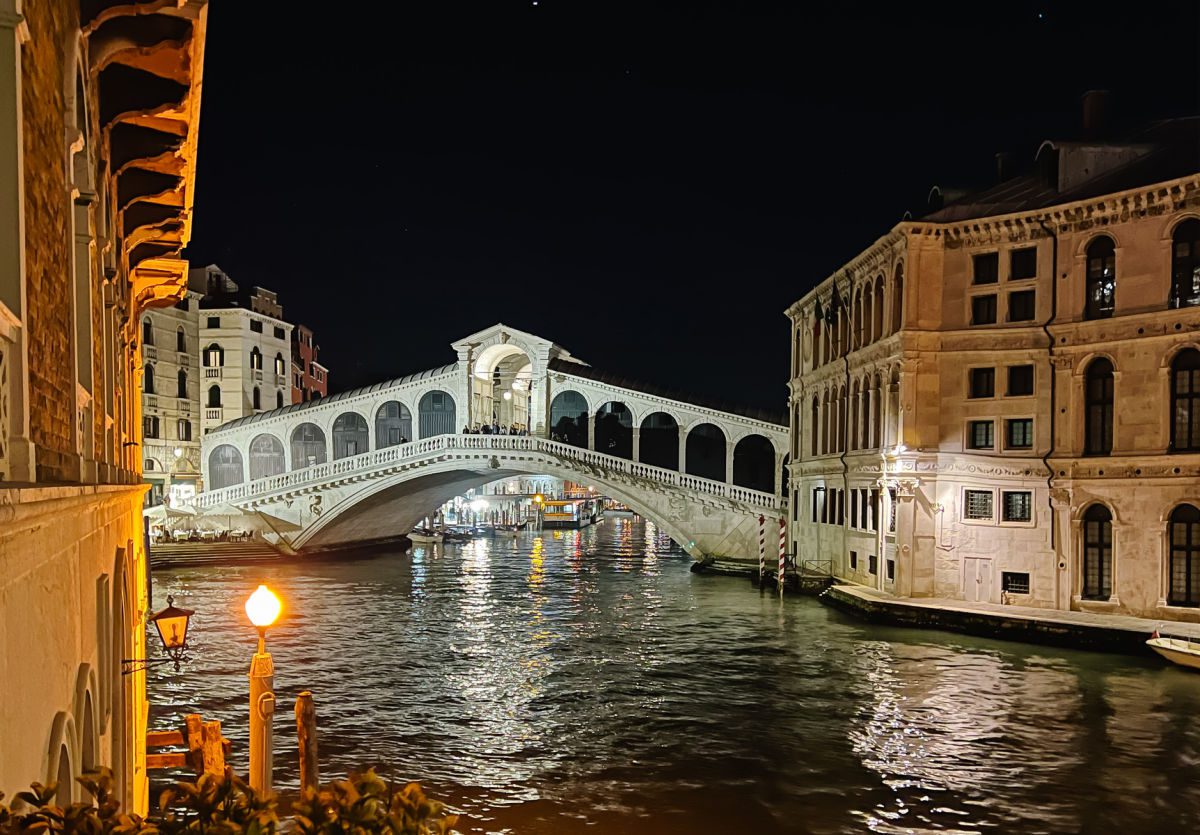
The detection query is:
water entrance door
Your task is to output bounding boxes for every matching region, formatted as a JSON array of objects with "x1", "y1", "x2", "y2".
[{"x1": 964, "y1": 557, "x2": 992, "y2": 603}]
